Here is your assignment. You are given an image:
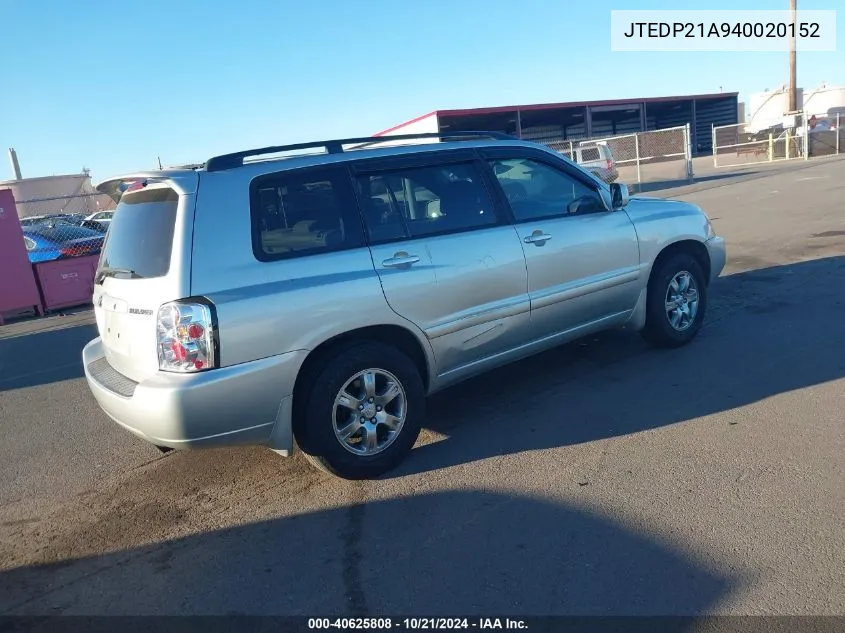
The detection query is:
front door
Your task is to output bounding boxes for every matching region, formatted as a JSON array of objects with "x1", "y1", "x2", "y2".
[
  {"x1": 480, "y1": 149, "x2": 641, "y2": 341},
  {"x1": 351, "y1": 152, "x2": 531, "y2": 377}
]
